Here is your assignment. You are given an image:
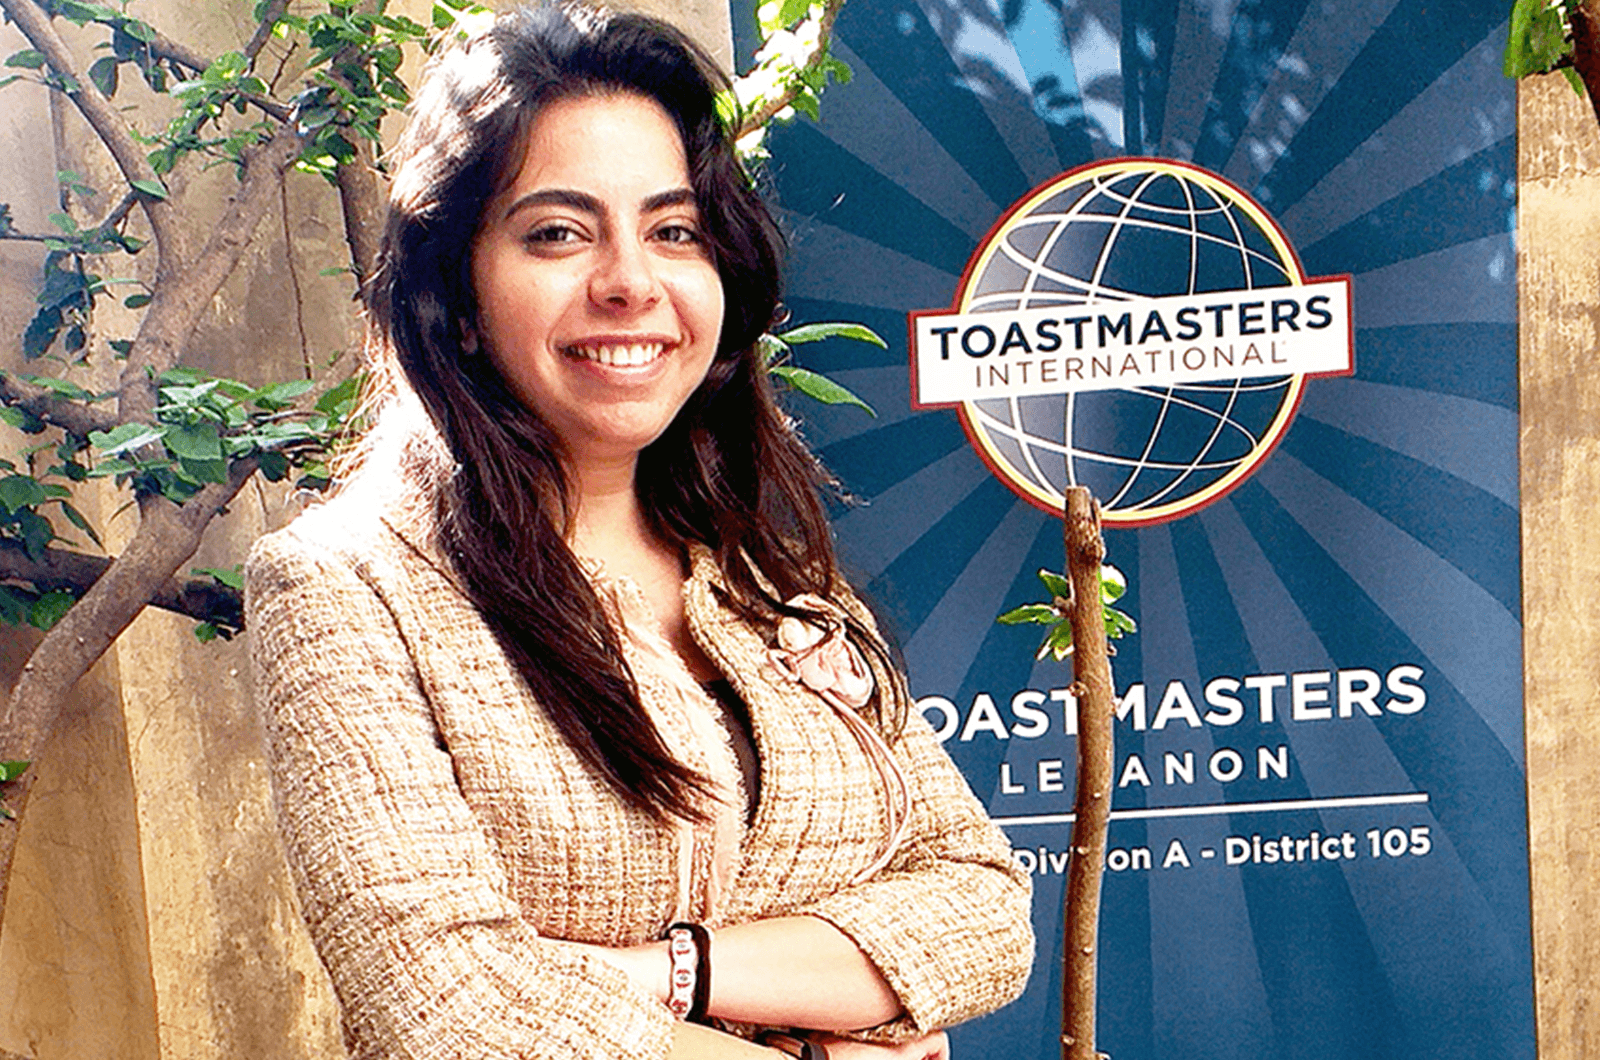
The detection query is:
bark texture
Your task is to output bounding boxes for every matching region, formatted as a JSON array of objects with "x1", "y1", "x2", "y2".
[{"x1": 1061, "y1": 487, "x2": 1113, "y2": 1060}]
